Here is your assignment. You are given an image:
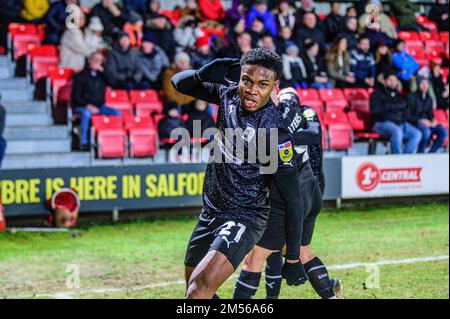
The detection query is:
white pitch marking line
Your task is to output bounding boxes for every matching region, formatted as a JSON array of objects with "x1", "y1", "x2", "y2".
[{"x1": 4, "y1": 255, "x2": 448, "y2": 299}]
